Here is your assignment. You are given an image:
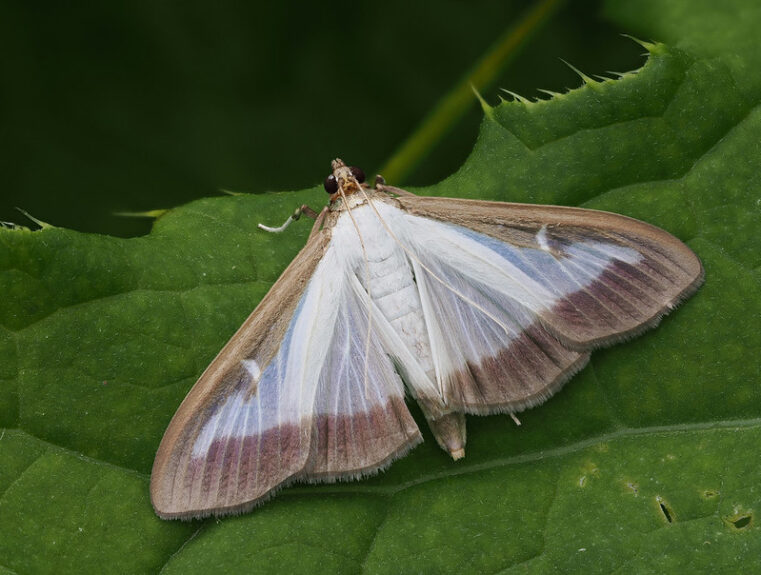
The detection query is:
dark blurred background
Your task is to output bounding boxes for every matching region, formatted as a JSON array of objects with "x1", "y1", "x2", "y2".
[{"x1": 0, "y1": 0, "x2": 642, "y2": 237}]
